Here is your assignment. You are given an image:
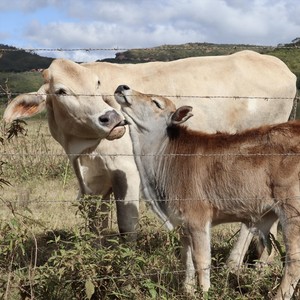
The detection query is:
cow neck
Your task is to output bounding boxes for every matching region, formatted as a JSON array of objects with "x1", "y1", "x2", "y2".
[{"x1": 66, "y1": 137, "x2": 101, "y2": 195}]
